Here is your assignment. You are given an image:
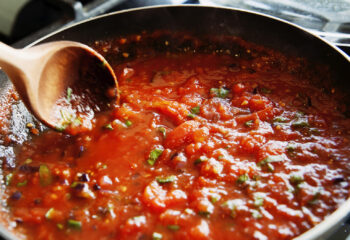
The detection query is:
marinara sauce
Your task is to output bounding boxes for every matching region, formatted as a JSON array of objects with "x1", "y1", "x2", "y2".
[{"x1": 3, "y1": 32, "x2": 350, "y2": 240}]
